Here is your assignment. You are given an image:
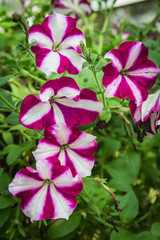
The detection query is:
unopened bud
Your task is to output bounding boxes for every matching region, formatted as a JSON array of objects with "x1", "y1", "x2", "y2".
[{"x1": 12, "y1": 12, "x2": 21, "y2": 22}]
